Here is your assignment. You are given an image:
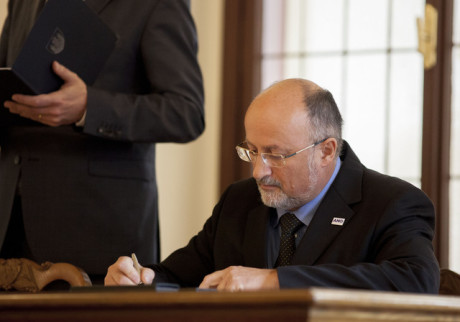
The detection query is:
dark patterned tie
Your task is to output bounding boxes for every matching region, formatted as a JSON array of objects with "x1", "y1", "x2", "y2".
[{"x1": 275, "y1": 213, "x2": 304, "y2": 267}]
